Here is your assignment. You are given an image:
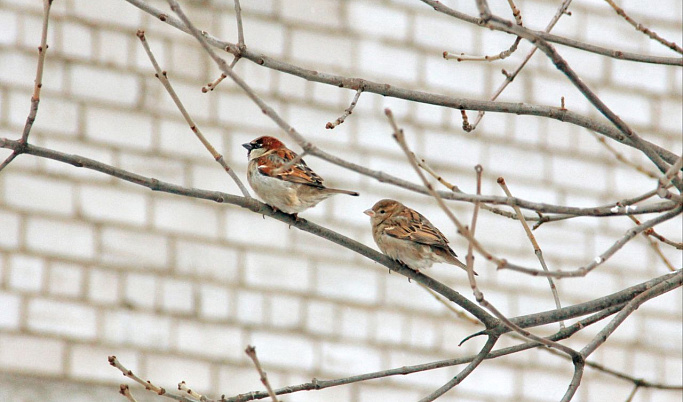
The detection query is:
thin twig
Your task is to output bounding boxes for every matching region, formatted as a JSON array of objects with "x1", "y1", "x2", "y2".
[
  {"x1": 123, "y1": 0, "x2": 681, "y2": 166},
  {"x1": 178, "y1": 381, "x2": 206, "y2": 401},
  {"x1": 605, "y1": 0, "x2": 683, "y2": 54},
  {"x1": 497, "y1": 177, "x2": 565, "y2": 329},
  {"x1": 590, "y1": 131, "x2": 659, "y2": 179},
  {"x1": 233, "y1": 0, "x2": 245, "y2": 49},
  {"x1": 628, "y1": 215, "x2": 676, "y2": 270},
  {"x1": 580, "y1": 271, "x2": 683, "y2": 358},
  {"x1": 503, "y1": 206, "x2": 683, "y2": 277},
  {"x1": 387, "y1": 109, "x2": 581, "y2": 361},
  {"x1": 326, "y1": 88, "x2": 363, "y2": 129},
  {"x1": 136, "y1": 30, "x2": 251, "y2": 199},
  {"x1": 418, "y1": 335, "x2": 498, "y2": 402},
  {"x1": 484, "y1": 14, "x2": 682, "y2": 191},
  {"x1": 468, "y1": 0, "x2": 573, "y2": 130},
  {"x1": 245, "y1": 346, "x2": 279, "y2": 402},
  {"x1": 624, "y1": 383, "x2": 640, "y2": 402},
  {"x1": 119, "y1": 385, "x2": 139, "y2": 402},
  {"x1": 1, "y1": 0, "x2": 53, "y2": 174},
  {"x1": 108, "y1": 356, "x2": 193, "y2": 402},
  {"x1": 443, "y1": 0, "x2": 522, "y2": 62},
  {"x1": 419, "y1": 0, "x2": 682, "y2": 66}
]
